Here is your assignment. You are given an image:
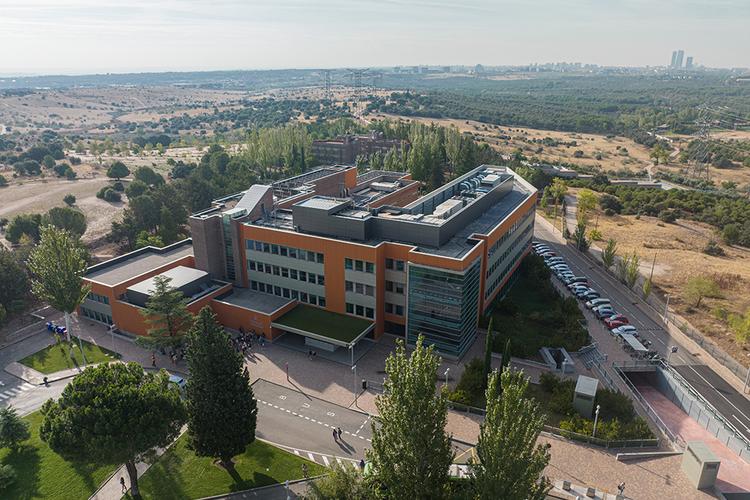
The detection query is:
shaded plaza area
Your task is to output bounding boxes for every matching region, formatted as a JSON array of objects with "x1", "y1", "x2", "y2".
[{"x1": 271, "y1": 305, "x2": 375, "y2": 365}]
